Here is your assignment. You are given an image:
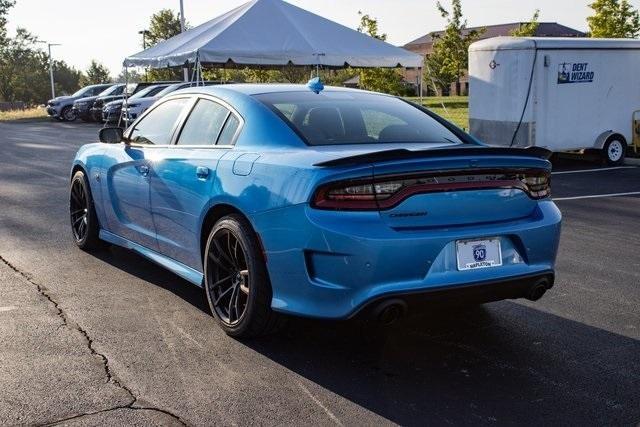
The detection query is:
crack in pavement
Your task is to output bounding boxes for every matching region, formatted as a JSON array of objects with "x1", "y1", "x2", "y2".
[{"x1": 0, "y1": 254, "x2": 189, "y2": 426}]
